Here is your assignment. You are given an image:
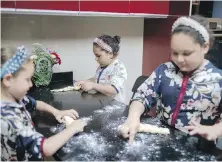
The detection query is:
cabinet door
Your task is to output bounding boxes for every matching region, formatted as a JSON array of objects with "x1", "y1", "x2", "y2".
[
  {"x1": 16, "y1": 1, "x2": 79, "y2": 11},
  {"x1": 130, "y1": 1, "x2": 169, "y2": 15},
  {"x1": 169, "y1": 1, "x2": 190, "y2": 16},
  {"x1": 1, "y1": 1, "x2": 15, "y2": 8},
  {"x1": 80, "y1": 1, "x2": 129, "y2": 13}
]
